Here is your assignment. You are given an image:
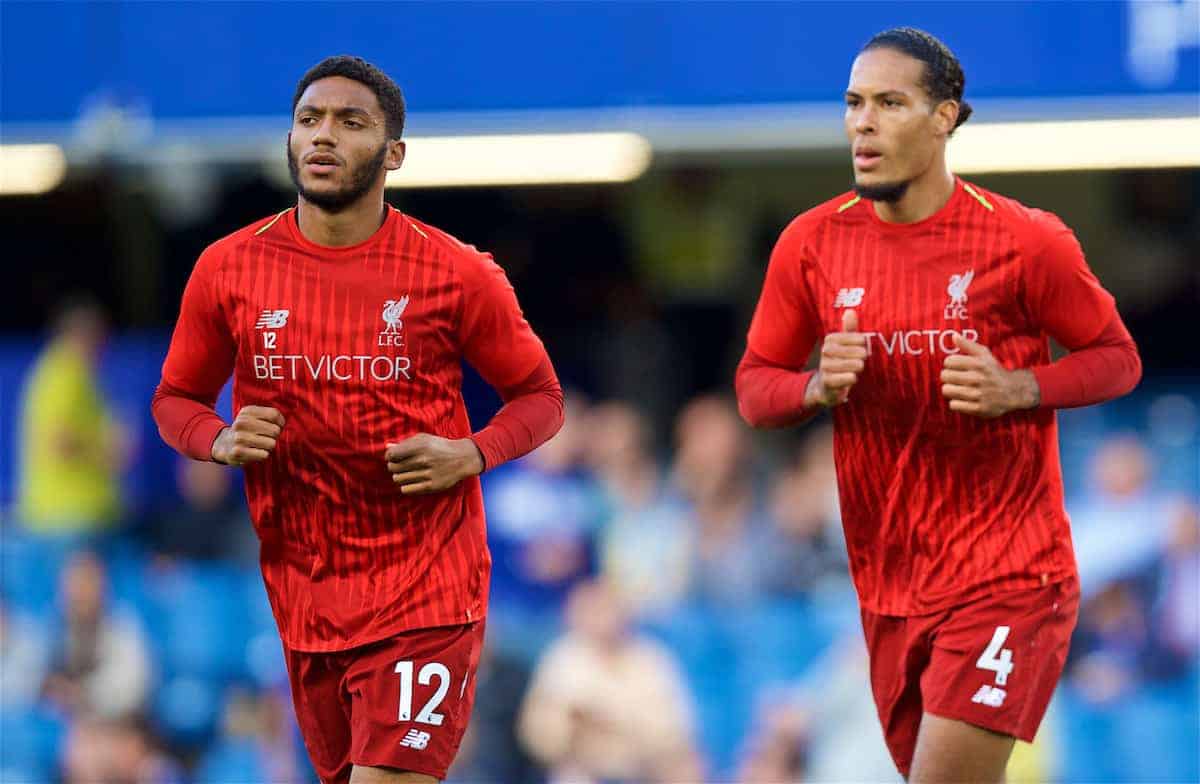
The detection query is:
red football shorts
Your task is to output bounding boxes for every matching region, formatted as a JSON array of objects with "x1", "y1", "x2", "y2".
[
  {"x1": 861, "y1": 578, "x2": 1079, "y2": 777},
  {"x1": 283, "y1": 621, "x2": 486, "y2": 783}
]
